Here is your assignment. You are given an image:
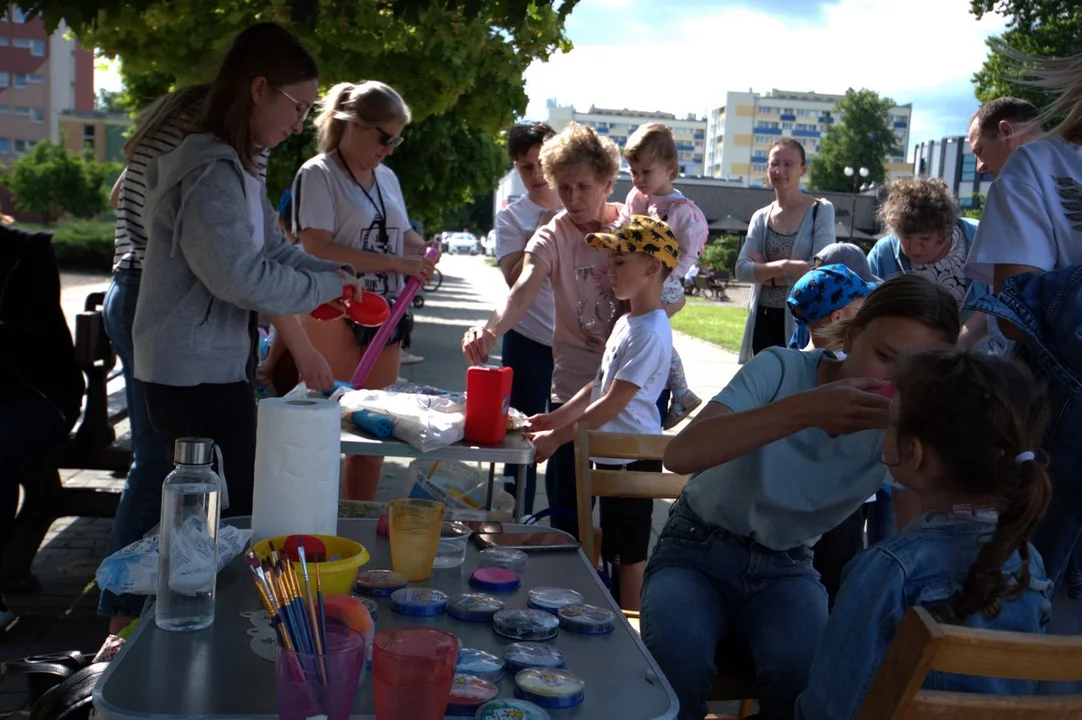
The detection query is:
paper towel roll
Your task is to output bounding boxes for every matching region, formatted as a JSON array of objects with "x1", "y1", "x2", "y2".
[{"x1": 251, "y1": 397, "x2": 342, "y2": 544}]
